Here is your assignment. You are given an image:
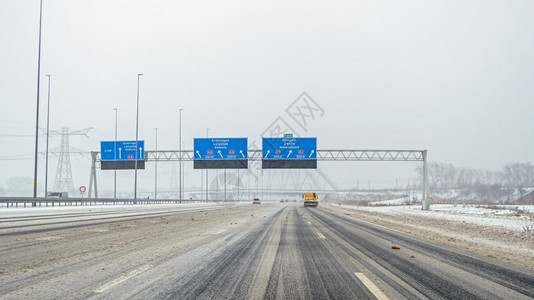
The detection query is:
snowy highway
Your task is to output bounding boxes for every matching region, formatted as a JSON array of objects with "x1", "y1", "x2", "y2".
[{"x1": 1, "y1": 203, "x2": 533, "y2": 299}]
